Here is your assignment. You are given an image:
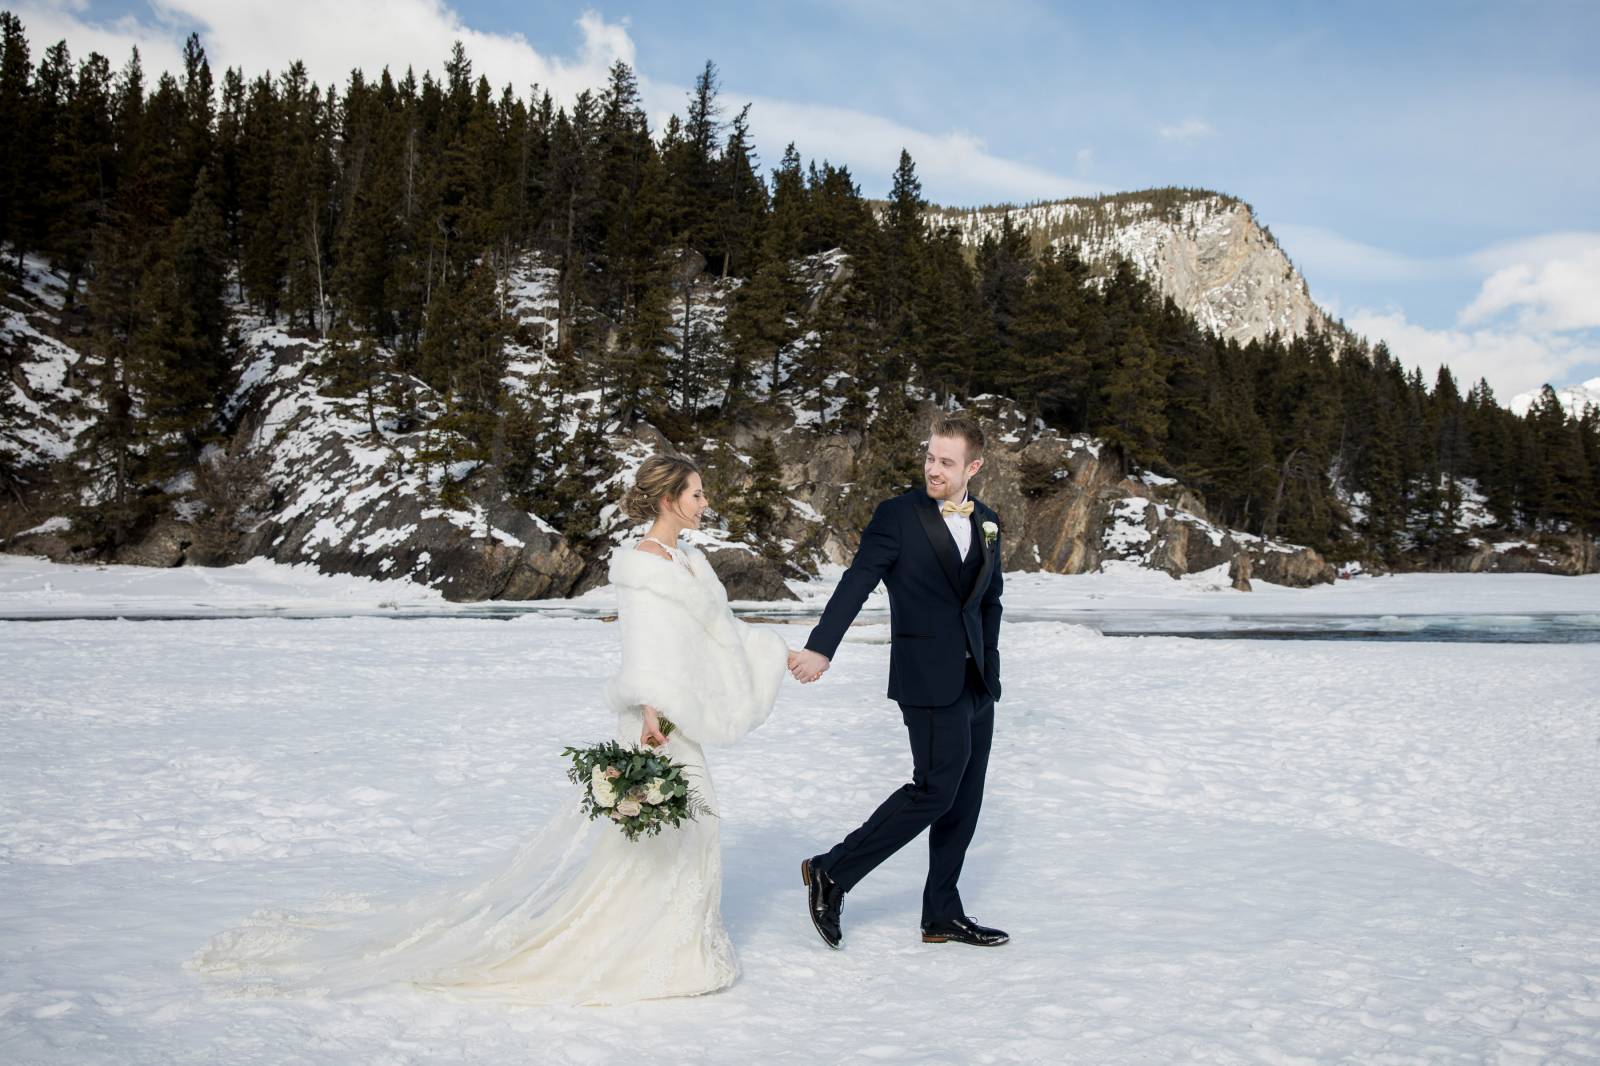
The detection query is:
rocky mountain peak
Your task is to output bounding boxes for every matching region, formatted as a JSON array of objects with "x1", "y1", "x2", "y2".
[{"x1": 929, "y1": 190, "x2": 1331, "y2": 345}]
